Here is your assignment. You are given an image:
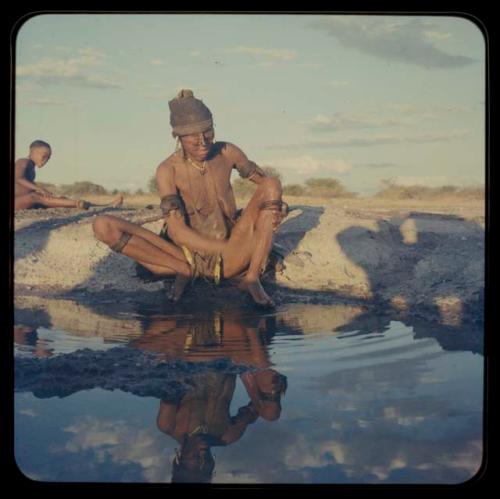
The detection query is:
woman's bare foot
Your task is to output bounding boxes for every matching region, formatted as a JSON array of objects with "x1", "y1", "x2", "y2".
[
  {"x1": 238, "y1": 277, "x2": 275, "y2": 307},
  {"x1": 76, "y1": 199, "x2": 91, "y2": 210}
]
